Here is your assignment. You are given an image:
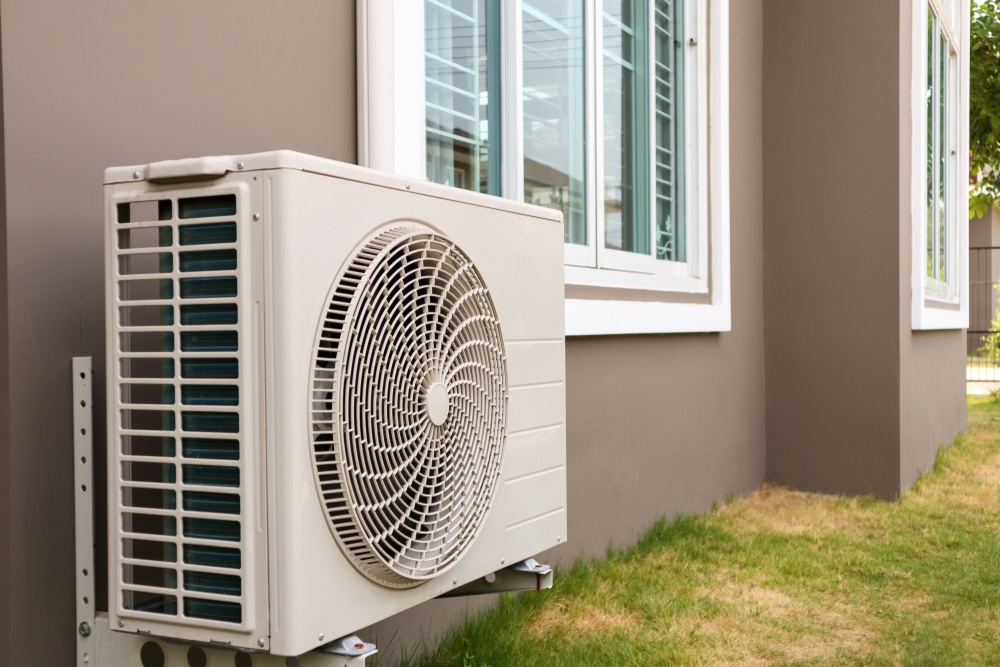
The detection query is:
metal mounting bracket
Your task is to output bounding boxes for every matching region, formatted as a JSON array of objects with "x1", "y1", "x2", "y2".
[
  {"x1": 437, "y1": 558, "x2": 554, "y2": 598},
  {"x1": 72, "y1": 357, "x2": 376, "y2": 667},
  {"x1": 74, "y1": 357, "x2": 96, "y2": 665}
]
